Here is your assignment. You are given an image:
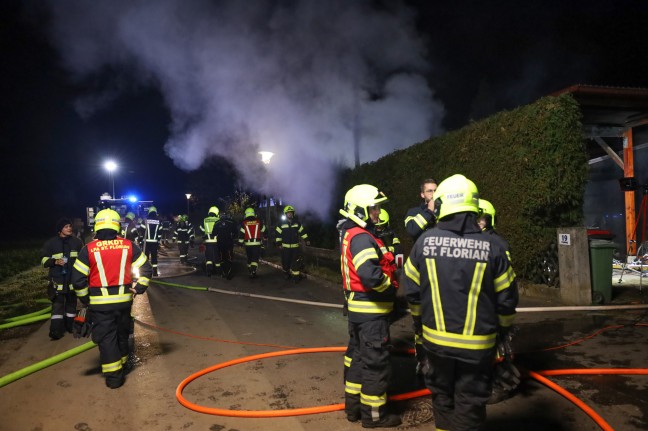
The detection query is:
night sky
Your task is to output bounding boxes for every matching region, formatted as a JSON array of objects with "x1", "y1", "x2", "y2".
[{"x1": 3, "y1": 0, "x2": 648, "y2": 240}]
